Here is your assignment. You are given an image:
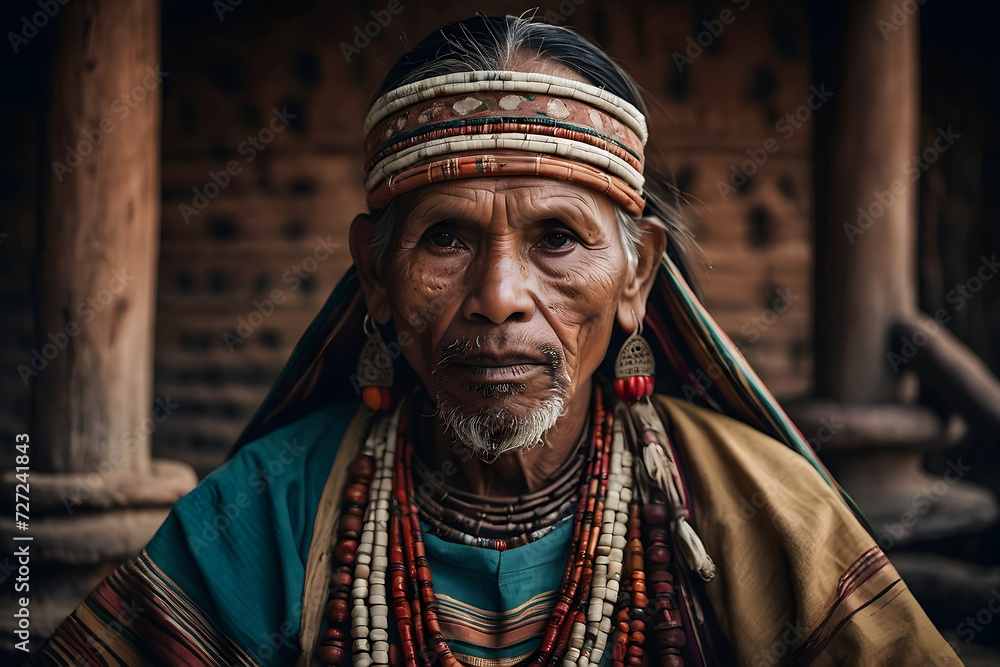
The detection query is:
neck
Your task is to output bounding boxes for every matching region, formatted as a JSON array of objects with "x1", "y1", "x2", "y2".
[{"x1": 422, "y1": 377, "x2": 594, "y2": 497}]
